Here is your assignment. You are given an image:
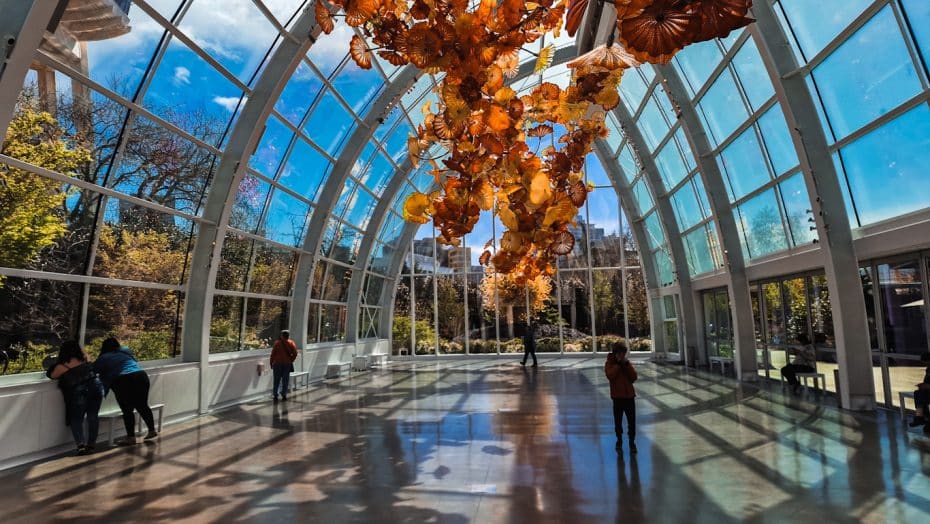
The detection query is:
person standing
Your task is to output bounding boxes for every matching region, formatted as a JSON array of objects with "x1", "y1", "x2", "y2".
[
  {"x1": 908, "y1": 352, "x2": 930, "y2": 430},
  {"x1": 781, "y1": 333, "x2": 817, "y2": 394},
  {"x1": 94, "y1": 337, "x2": 157, "y2": 445},
  {"x1": 521, "y1": 322, "x2": 537, "y2": 367},
  {"x1": 271, "y1": 330, "x2": 299, "y2": 401},
  {"x1": 46, "y1": 341, "x2": 104, "y2": 455},
  {"x1": 605, "y1": 344, "x2": 637, "y2": 454}
]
